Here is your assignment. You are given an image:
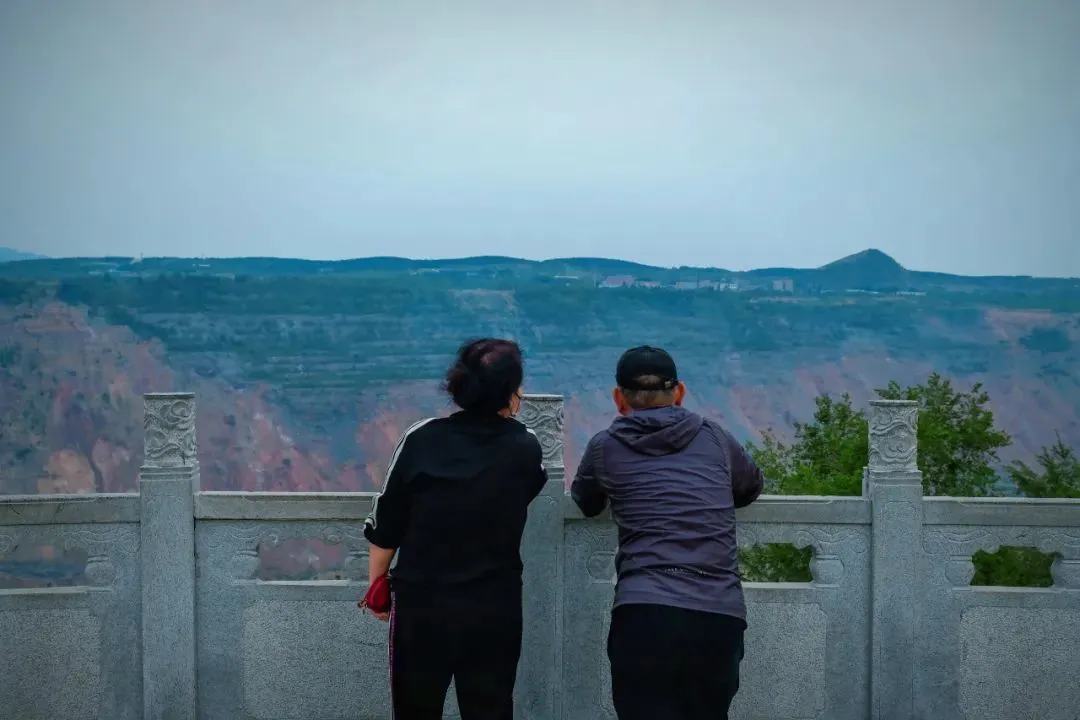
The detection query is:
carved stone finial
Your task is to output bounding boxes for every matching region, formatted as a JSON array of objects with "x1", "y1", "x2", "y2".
[
  {"x1": 868, "y1": 399, "x2": 918, "y2": 474},
  {"x1": 143, "y1": 393, "x2": 198, "y2": 469},
  {"x1": 518, "y1": 394, "x2": 565, "y2": 472}
]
